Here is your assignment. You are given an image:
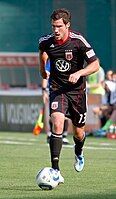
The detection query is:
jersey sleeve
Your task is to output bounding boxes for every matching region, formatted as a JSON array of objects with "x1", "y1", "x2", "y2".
[
  {"x1": 38, "y1": 33, "x2": 53, "y2": 52},
  {"x1": 78, "y1": 35, "x2": 98, "y2": 64},
  {"x1": 38, "y1": 37, "x2": 46, "y2": 52}
]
